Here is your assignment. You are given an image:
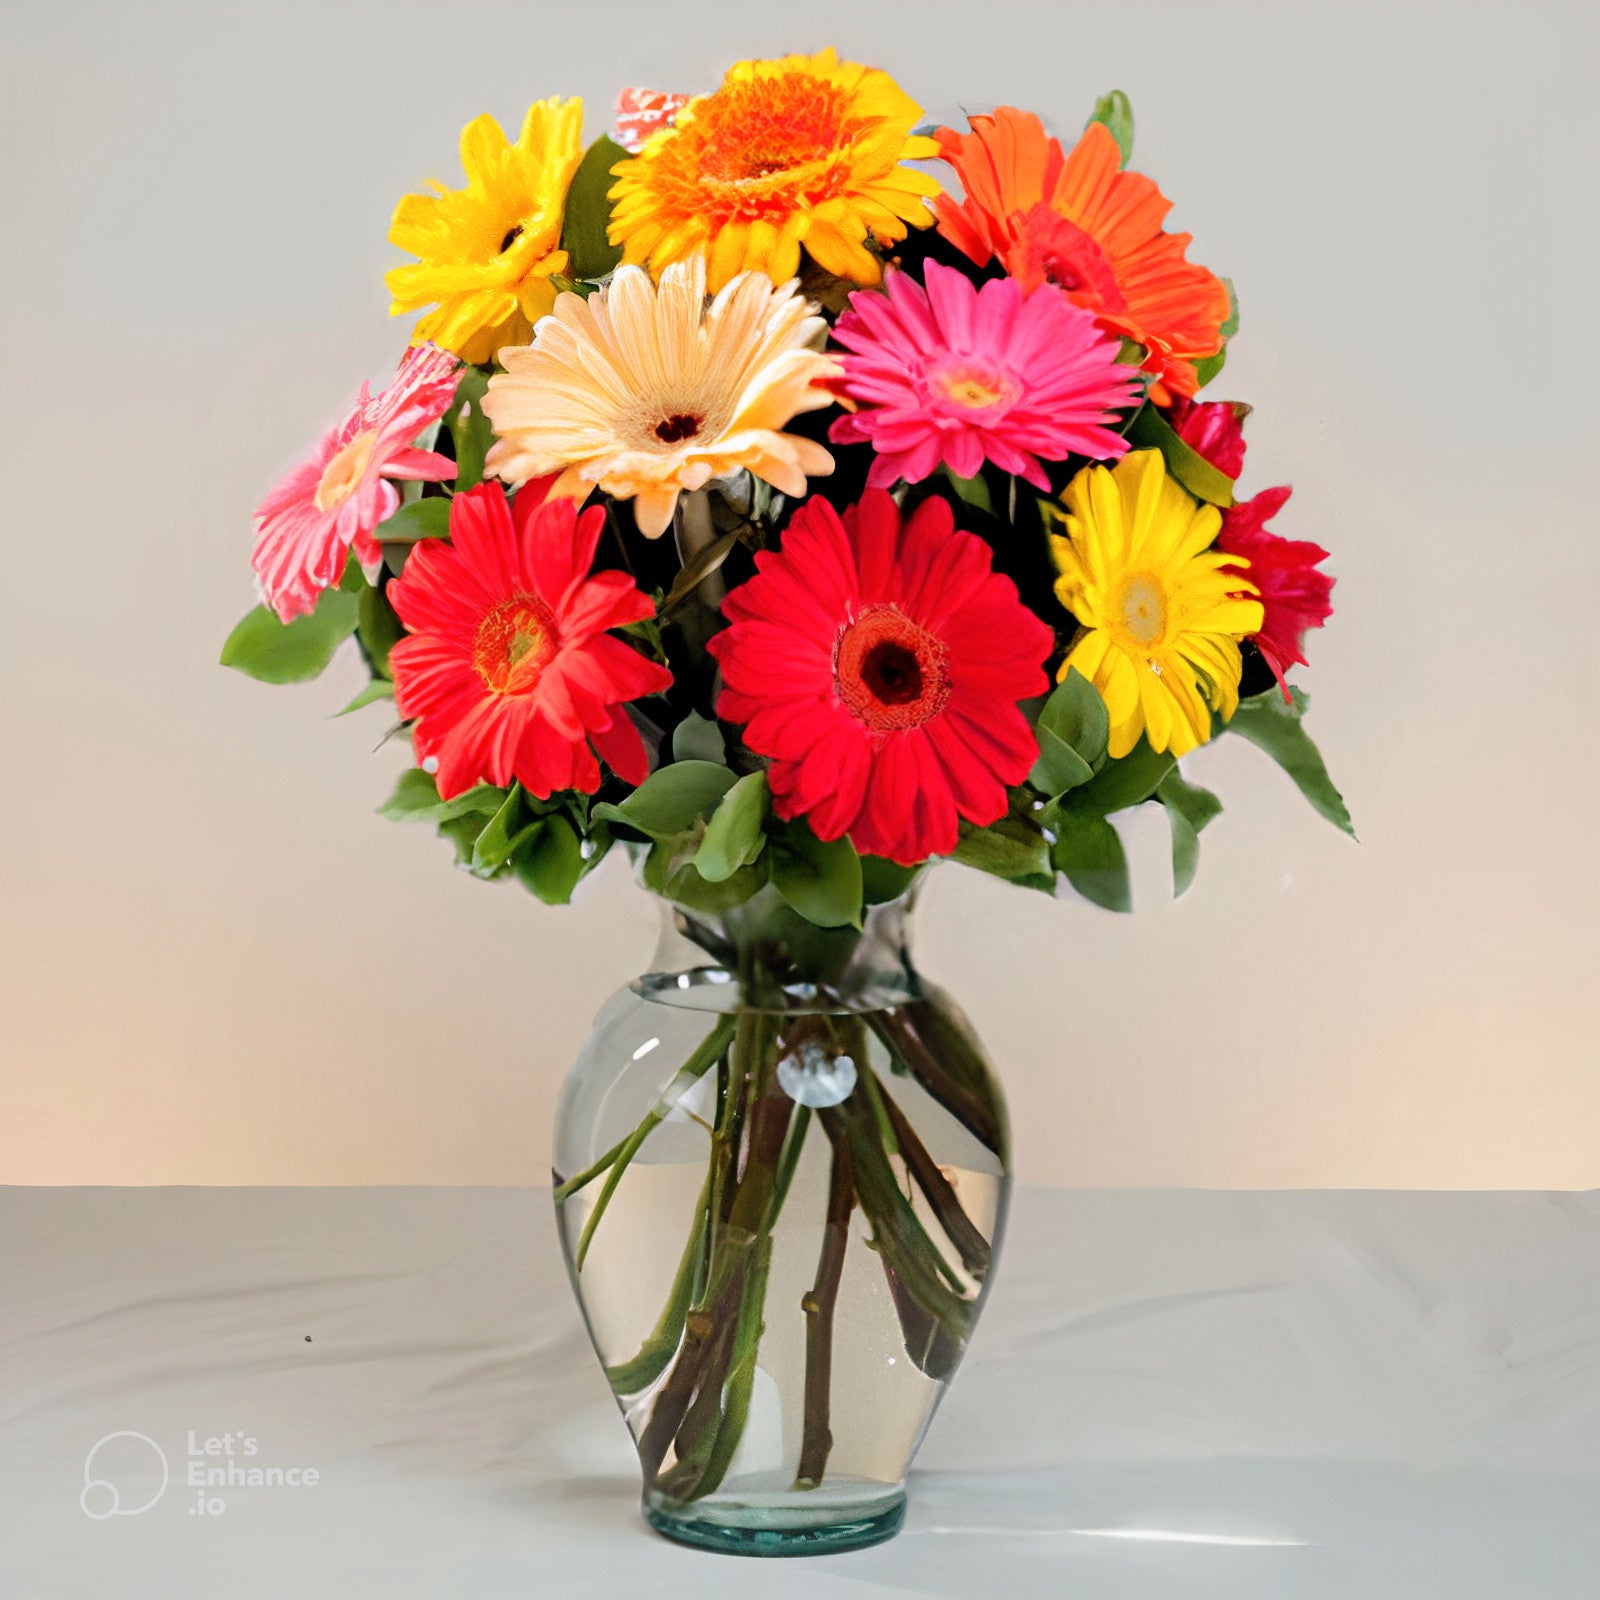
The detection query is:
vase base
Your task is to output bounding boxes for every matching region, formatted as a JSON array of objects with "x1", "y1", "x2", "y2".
[{"x1": 643, "y1": 1485, "x2": 906, "y2": 1557}]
